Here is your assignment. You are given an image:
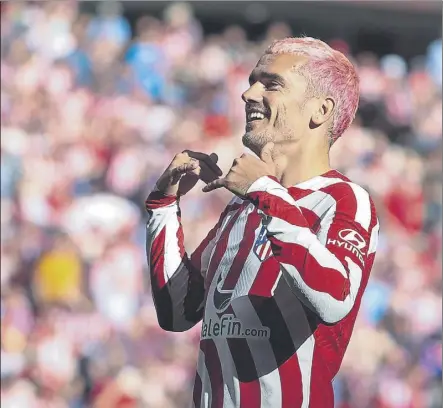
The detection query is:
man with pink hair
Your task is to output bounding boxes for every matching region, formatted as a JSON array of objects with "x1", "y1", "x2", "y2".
[{"x1": 146, "y1": 37, "x2": 379, "y2": 407}]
